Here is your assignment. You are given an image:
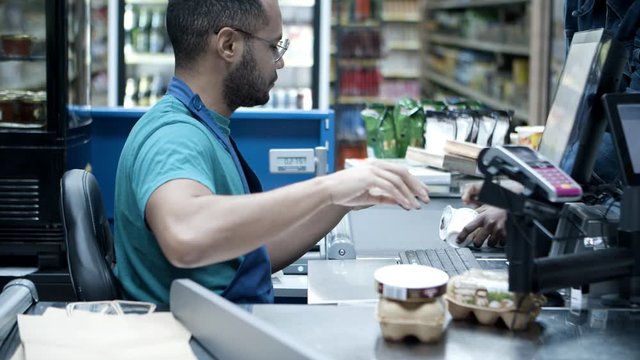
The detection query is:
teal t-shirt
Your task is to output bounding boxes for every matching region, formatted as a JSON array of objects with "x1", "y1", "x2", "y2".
[{"x1": 113, "y1": 95, "x2": 246, "y2": 304}]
